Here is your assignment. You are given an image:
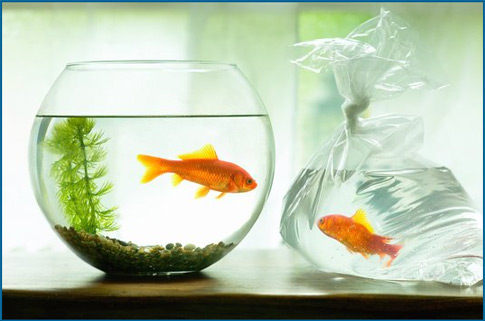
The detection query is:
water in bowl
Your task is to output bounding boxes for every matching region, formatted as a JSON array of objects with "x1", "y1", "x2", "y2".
[{"x1": 31, "y1": 114, "x2": 274, "y2": 275}]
